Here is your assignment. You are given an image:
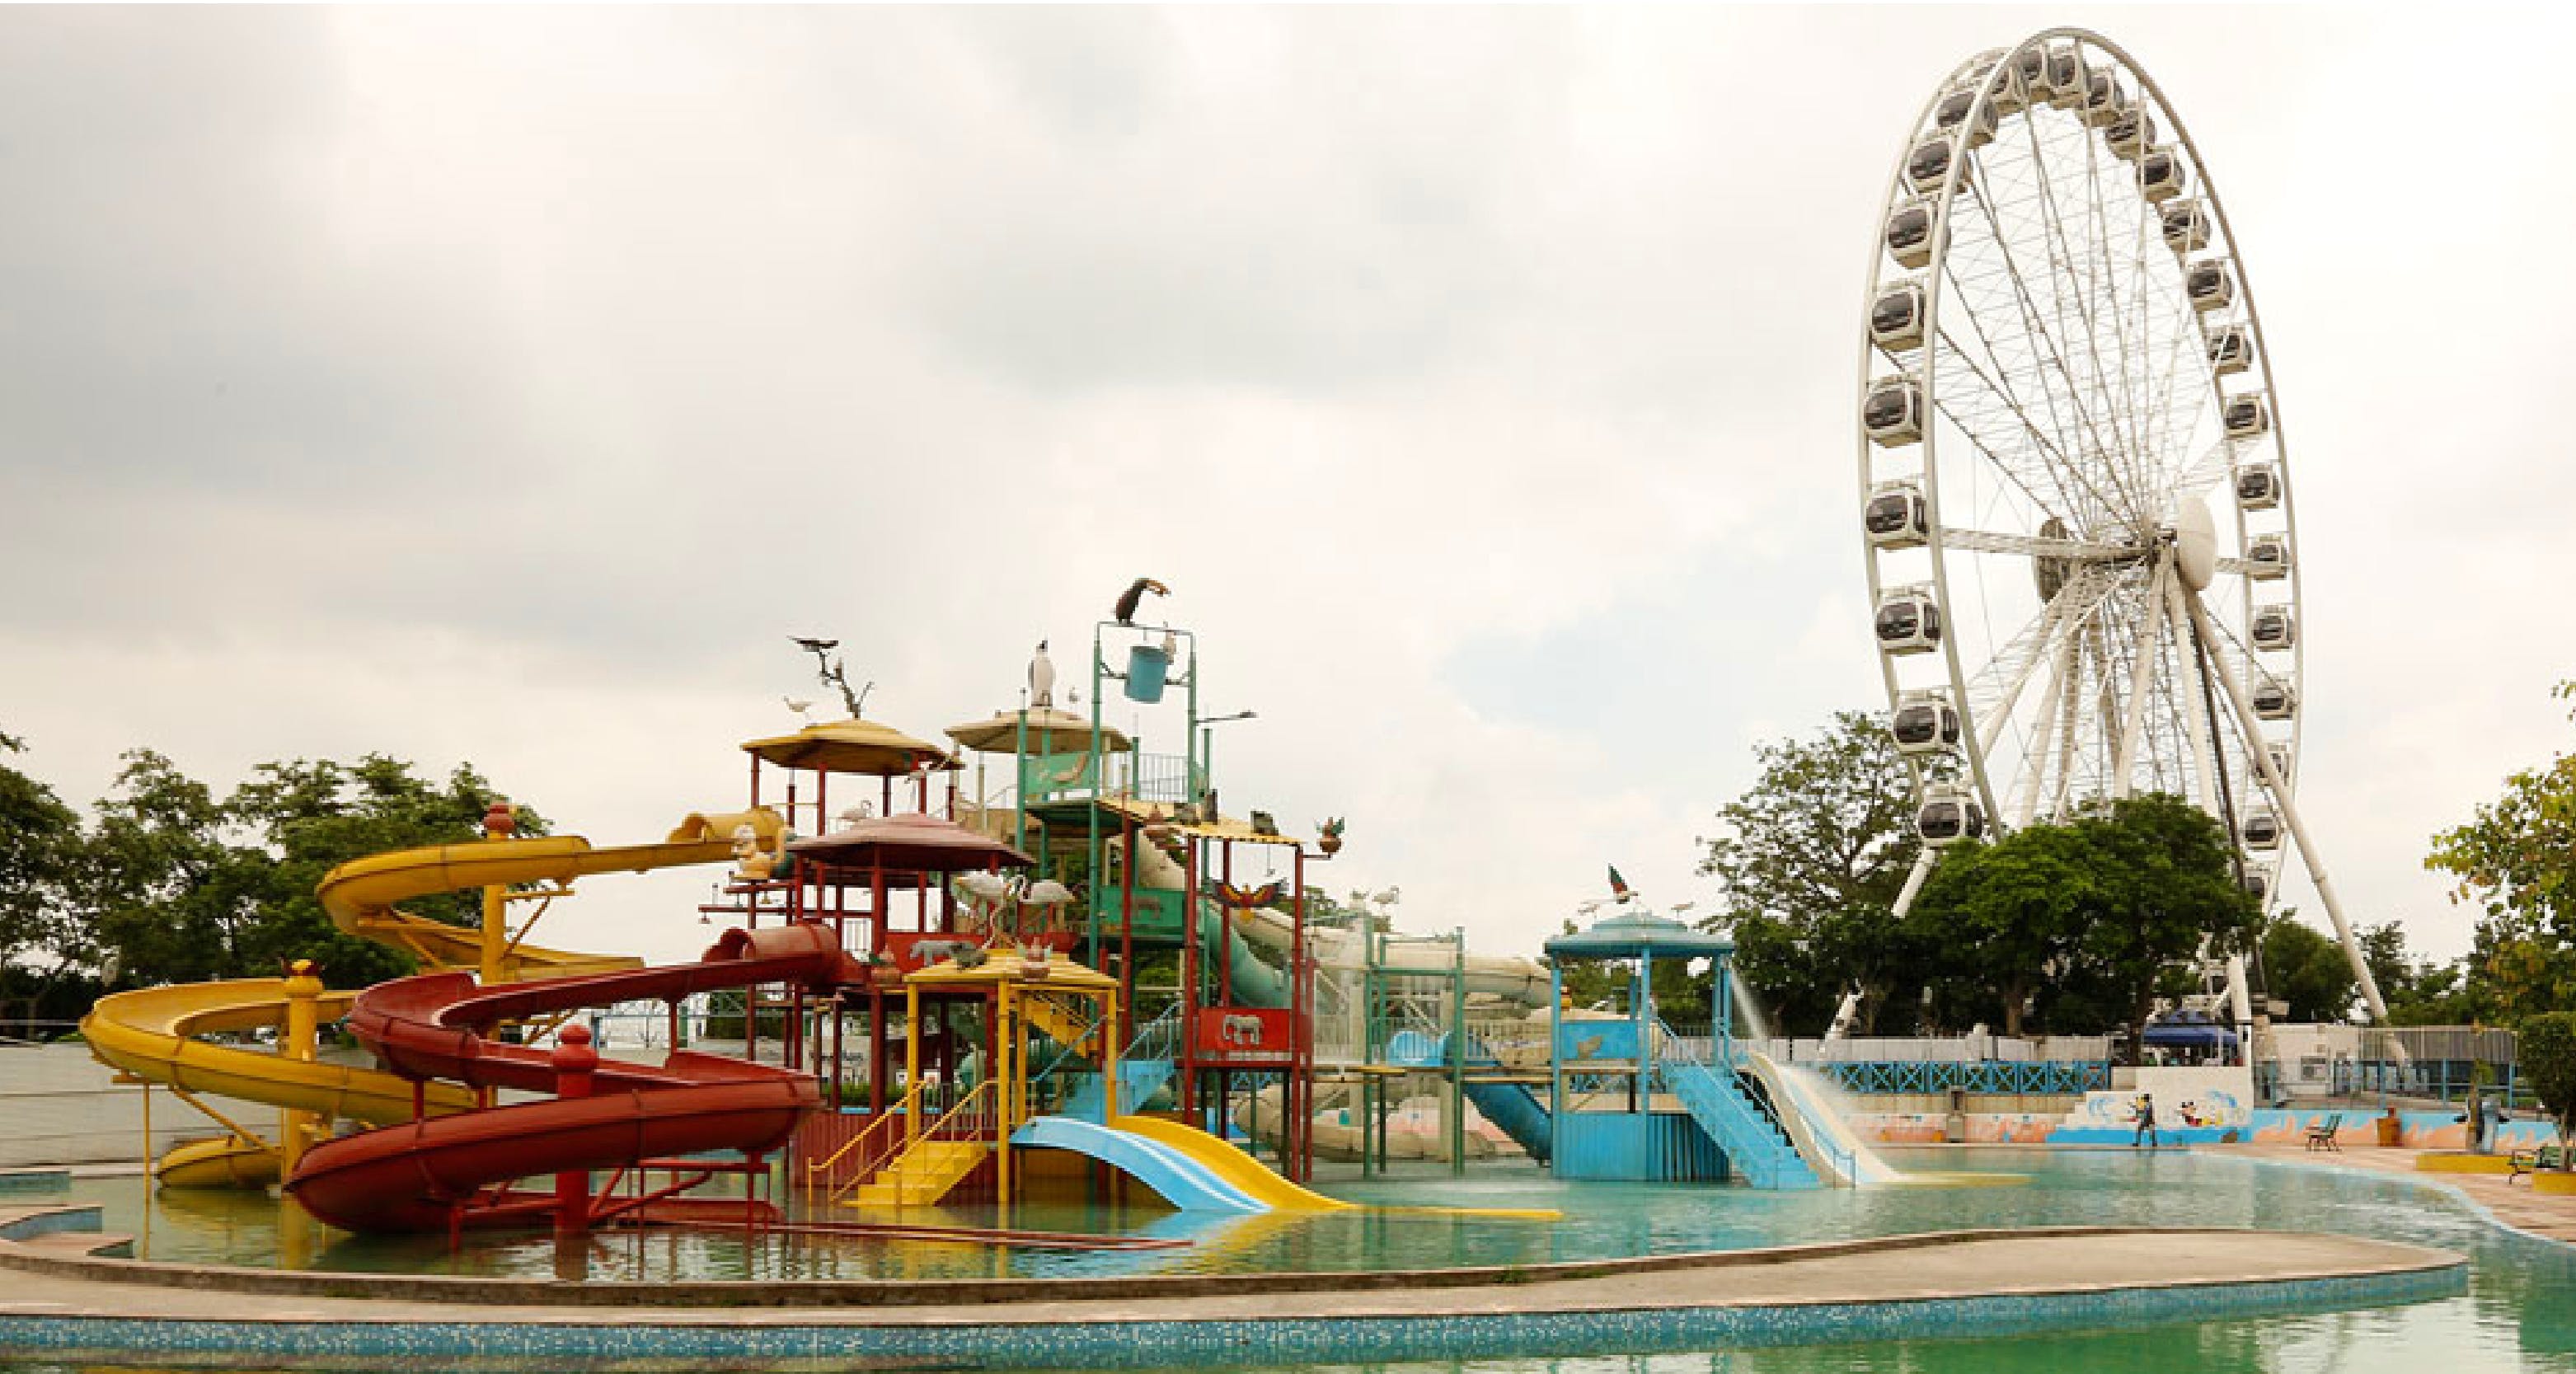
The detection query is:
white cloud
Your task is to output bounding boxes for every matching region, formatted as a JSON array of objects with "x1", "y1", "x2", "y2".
[{"x1": 4, "y1": 7, "x2": 2568, "y2": 978}]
